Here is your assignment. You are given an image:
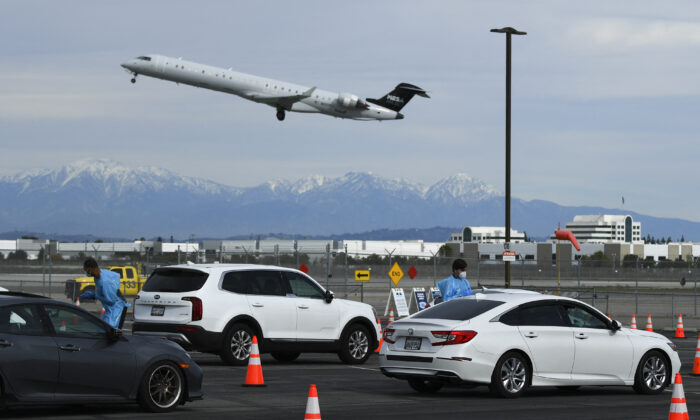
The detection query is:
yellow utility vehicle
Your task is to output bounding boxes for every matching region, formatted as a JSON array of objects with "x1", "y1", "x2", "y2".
[{"x1": 64, "y1": 265, "x2": 147, "y2": 301}]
